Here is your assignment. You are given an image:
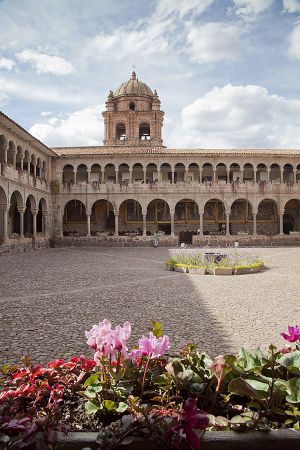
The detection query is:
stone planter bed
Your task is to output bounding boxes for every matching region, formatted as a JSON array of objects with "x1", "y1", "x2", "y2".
[{"x1": 169, "y1": 263, "x2": 264, "y2": 275}]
